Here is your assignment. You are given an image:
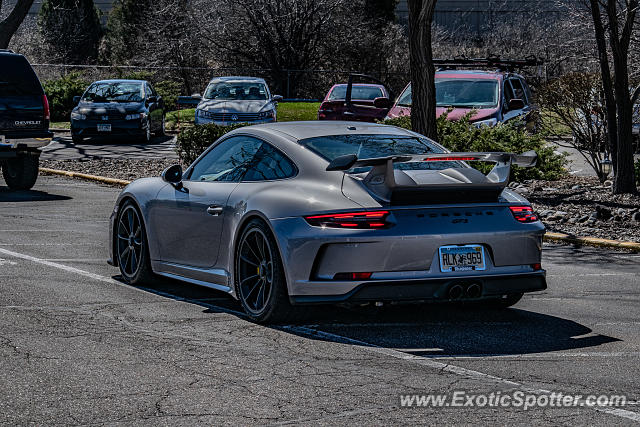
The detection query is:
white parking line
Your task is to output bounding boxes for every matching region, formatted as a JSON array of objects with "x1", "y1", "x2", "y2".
[{"x1": 1, "y1": 245, "x2": 639, "y2": 423}]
